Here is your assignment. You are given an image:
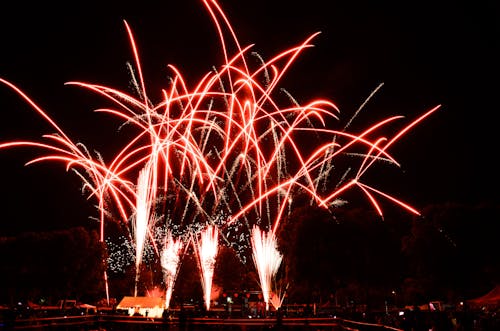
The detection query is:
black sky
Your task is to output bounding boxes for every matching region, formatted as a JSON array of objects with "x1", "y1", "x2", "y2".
[{"x1": 0, "y1": 0, "x2": 498, "y2": 235}]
